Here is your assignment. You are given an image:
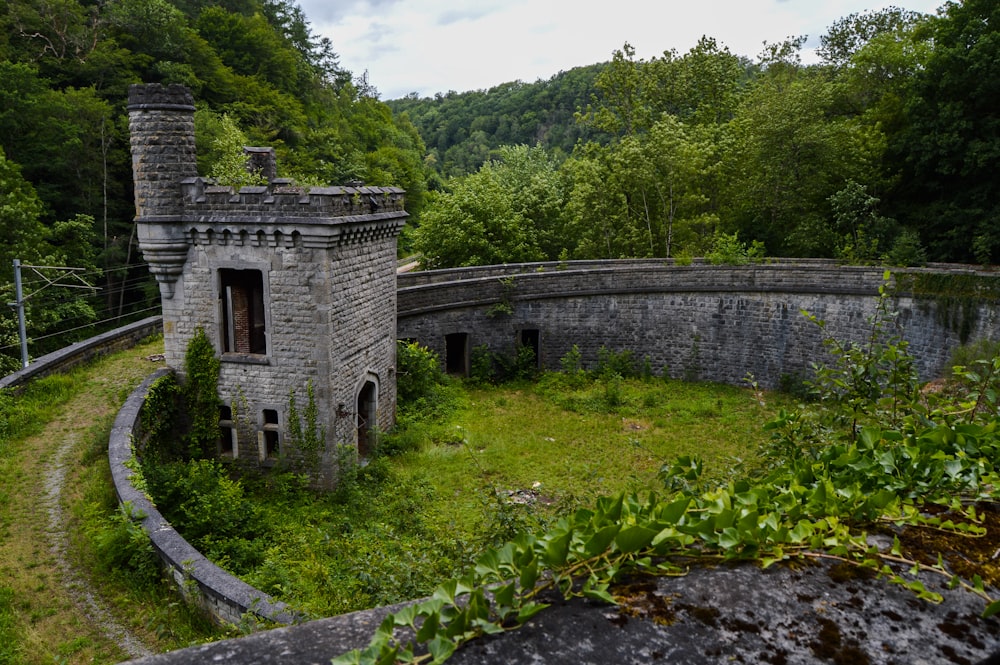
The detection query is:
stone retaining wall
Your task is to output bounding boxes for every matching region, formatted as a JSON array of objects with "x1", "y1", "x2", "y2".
[
  {"x1": 398, "y1": 261, "x2": 1000, "y2": 388},
  {"x1": 107, "y1": 369, "x2": 295, "y2": 627},
  {"x1": 0, "y1": 316, "x2": 163, "y2": 390}
]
